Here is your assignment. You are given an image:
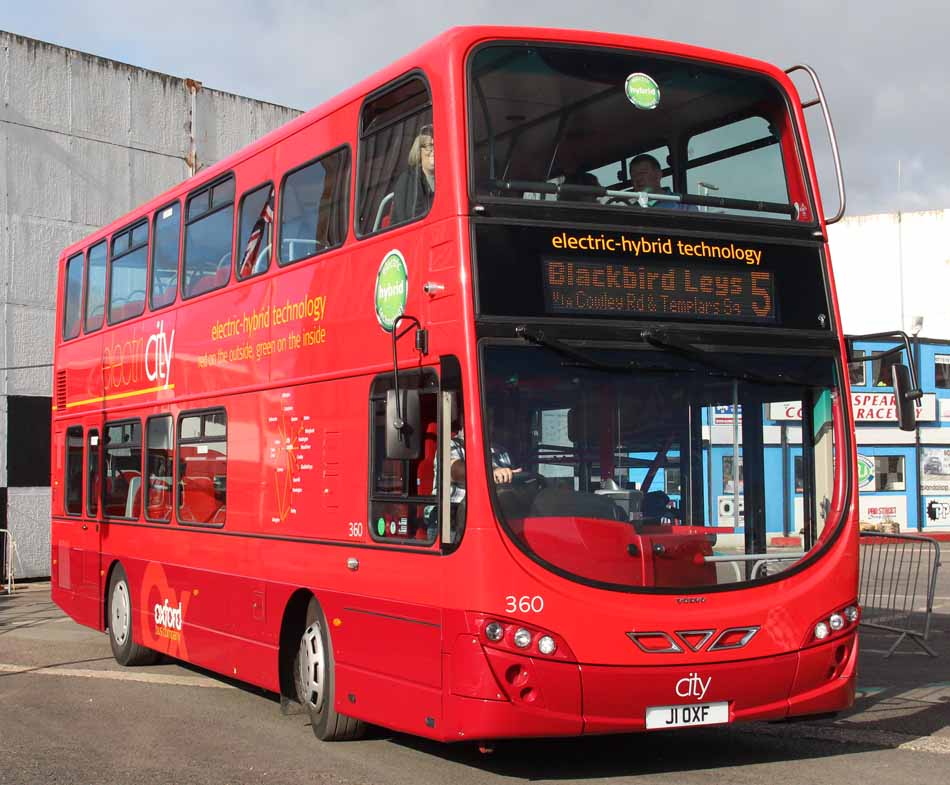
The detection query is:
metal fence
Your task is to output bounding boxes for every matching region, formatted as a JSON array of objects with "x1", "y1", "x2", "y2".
[
  {"x1": 0, "y1": 528, "x2": 15, "y2": 595},
  {"x1": 858, "y1": 531, "x2": 942, "y2": 657}
]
